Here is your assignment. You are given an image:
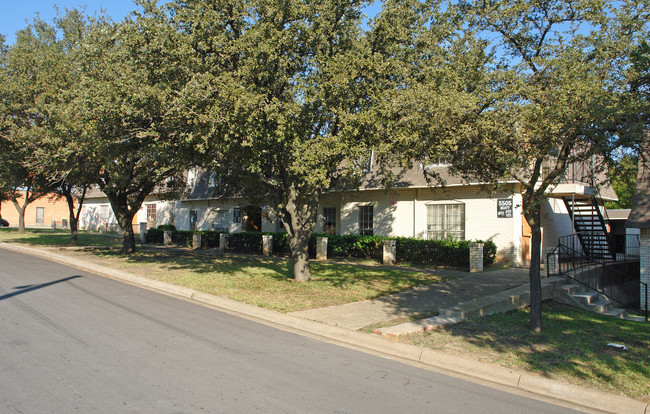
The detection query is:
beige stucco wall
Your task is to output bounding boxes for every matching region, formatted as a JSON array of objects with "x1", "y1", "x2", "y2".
[{"x1": 317, "y1": 185, "x2": 524, "y2": 263}]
